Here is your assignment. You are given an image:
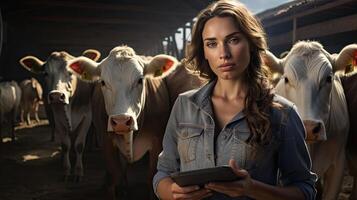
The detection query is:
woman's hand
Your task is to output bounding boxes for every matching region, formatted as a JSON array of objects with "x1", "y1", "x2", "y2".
[
  {"x1": 204, "y1": 159, "x2": 253, "y2": 197},
  {"x1": 171, "y1": 182, "x2": 212, "y2": 200}
]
